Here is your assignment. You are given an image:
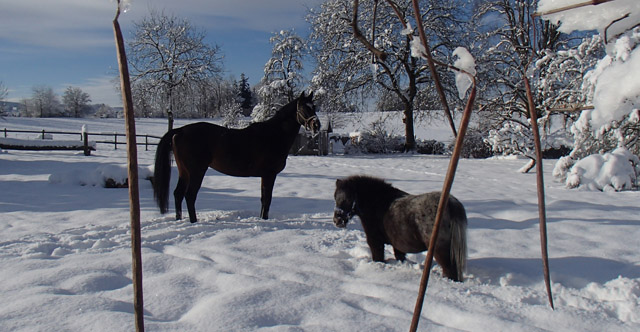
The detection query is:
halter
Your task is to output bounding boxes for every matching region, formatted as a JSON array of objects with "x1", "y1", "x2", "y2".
[
  {"x1": 296, "y1": 109, "x2": 319, "y2": 132},
  {"x1": 334, "y1": 200, "x2": 357, "y2": 220}
]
